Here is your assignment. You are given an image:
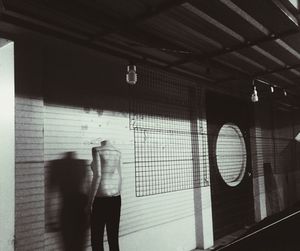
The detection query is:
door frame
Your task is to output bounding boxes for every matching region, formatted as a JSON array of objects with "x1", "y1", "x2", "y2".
[
  {"x1": 206, "y1": 91, "x2": 255, "y2": 239},
  {"x1": 0, "y1": 40, "x2": 15, "y2": 251}
]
